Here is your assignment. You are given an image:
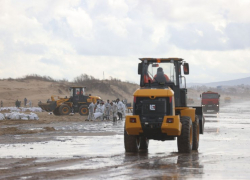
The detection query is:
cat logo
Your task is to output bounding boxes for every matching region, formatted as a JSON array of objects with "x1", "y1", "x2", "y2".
[{"x1": 150, "y1": 104, "x2": 156, "y2": 110}]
